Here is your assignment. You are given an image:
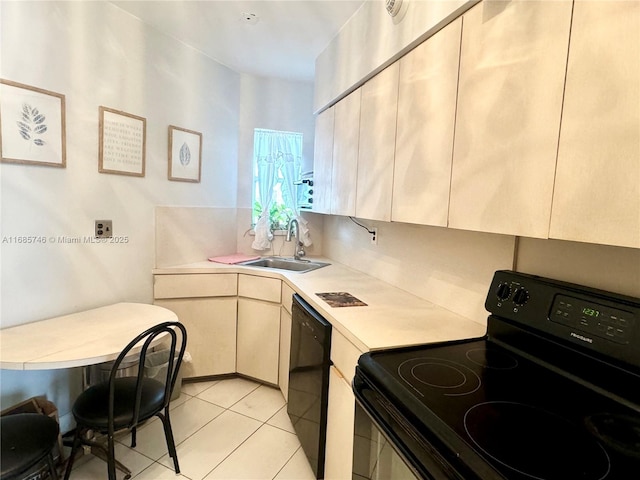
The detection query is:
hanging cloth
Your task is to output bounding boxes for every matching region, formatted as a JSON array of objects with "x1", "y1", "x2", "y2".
[{"x1": 251, "y1": 130, "x2": 279, "y2": 250}]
